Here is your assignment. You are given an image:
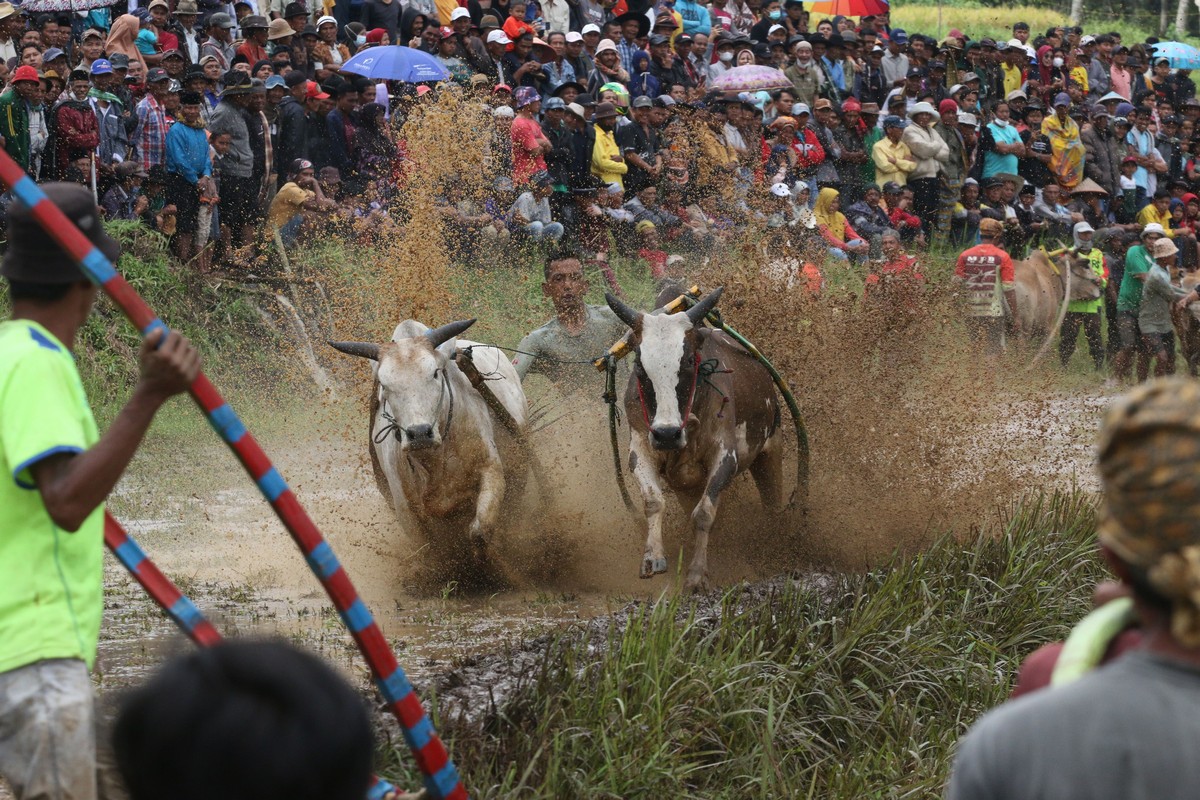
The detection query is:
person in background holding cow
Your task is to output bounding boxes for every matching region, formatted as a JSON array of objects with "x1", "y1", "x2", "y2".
[
  {"x1": 0, "y1": 183, "x2": 200, "y2": 800},
  {"x1": 955, "y1": 217, "x2": 1019, "y2": 354},
  {"x1": 513, "y1": 251, "x2": 626, "y2": 389},
  {"x1": 1140, "y1": 236, "x2": 1188, "y2": 377},
  {"x1": 1113, "y1": 223, "x2": 1165, "y2": 384},
  {"x1": 1059, "y1": 221, "x2": 1108, "y2": 371}
]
